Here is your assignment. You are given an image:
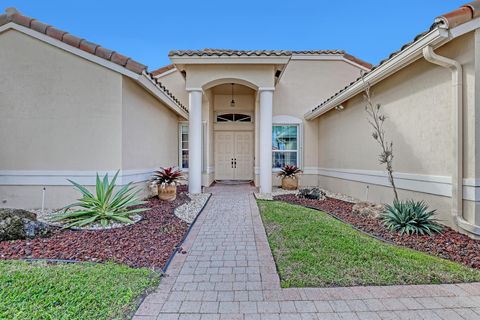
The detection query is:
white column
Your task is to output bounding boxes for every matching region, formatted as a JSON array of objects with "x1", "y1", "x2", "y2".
[
  {"x1": 259, "y1": 89, "x2": 274, "y2": 194},
  {"x1": 188, "y1": 89, "x2": 203, "y2": 194}
]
